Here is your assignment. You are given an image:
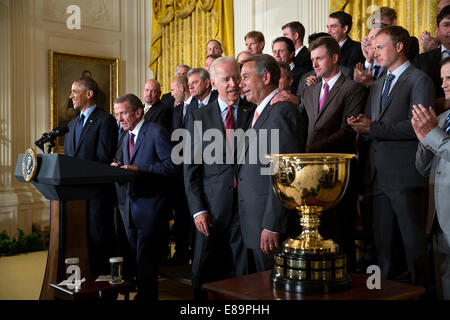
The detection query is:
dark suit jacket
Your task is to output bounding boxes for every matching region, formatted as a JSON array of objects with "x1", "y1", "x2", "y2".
[
  {"x1": 294, "y1": 46, "x2": 313, "y2": 72},
  {"x1": 237, "y1": 99, "x2": 306, "y2": 249},
  {"x1": 144, "y1": 100, "x2": 173, "y2": 132},
  {"x1": 296, "y1": 65, "x2": 353, "y2": 99},
  {"x1": 64, "y1": 106, "x2": 117, "y2": 163},
  {"x1": 184, "y1": 99, "x2": 255, "y2": 230},
  {"x1": 408, "y1": 36, "x2": 420, "y2": 62},
  {"x1": 172, "y1": 97, "x2": 198, "y2": 130},
  {"x1": 122, "y1": 121, "x2": 177, "y2": 235},
  {"x1": 291, "y1": 64, "x2": 309, "y2": 96},
  {"x1": 414, "y1": 46, "x2": 444, "y2": 99},
  {"x1": 302, "y1": 74, "x2": 366, "y2": 153},
  {"x1": 161, "y1": 92, "x2": 175, "y2": 108},
  {"x1": 184, "y1": 90, "x2": 218, "y2": 130},
  {"x1": 339, "y1": 37, "x2": 365, "y2": 69},
  {"x1": 361, "y1": 64, "x2": 435, "y2": 191}
]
